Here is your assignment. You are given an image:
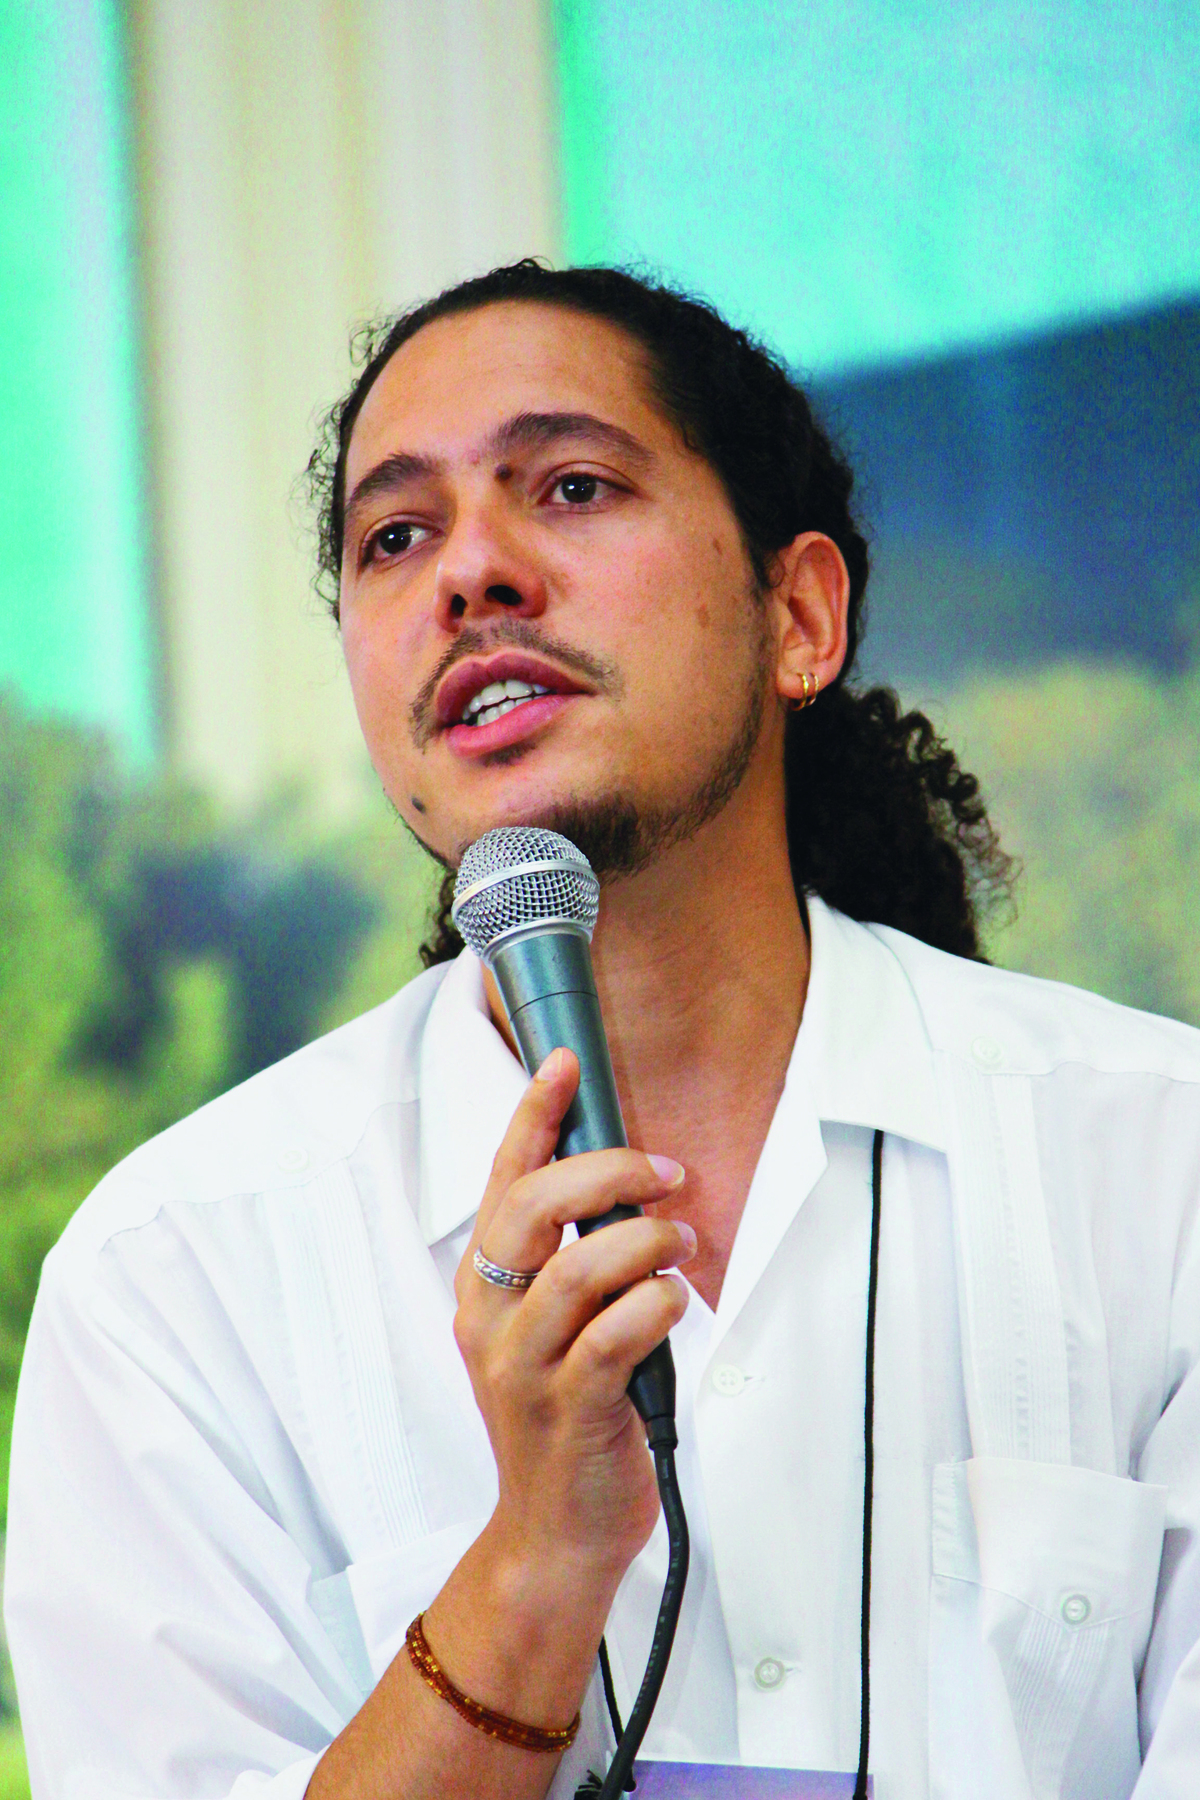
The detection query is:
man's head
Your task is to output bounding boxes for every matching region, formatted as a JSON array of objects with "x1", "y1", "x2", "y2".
[
  {"x1": 311, "y1": 264, "x2": 858, "y2": 881},
  {"x1": 310, "y1": 262, "x2": 1010, "y2": 960}
]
